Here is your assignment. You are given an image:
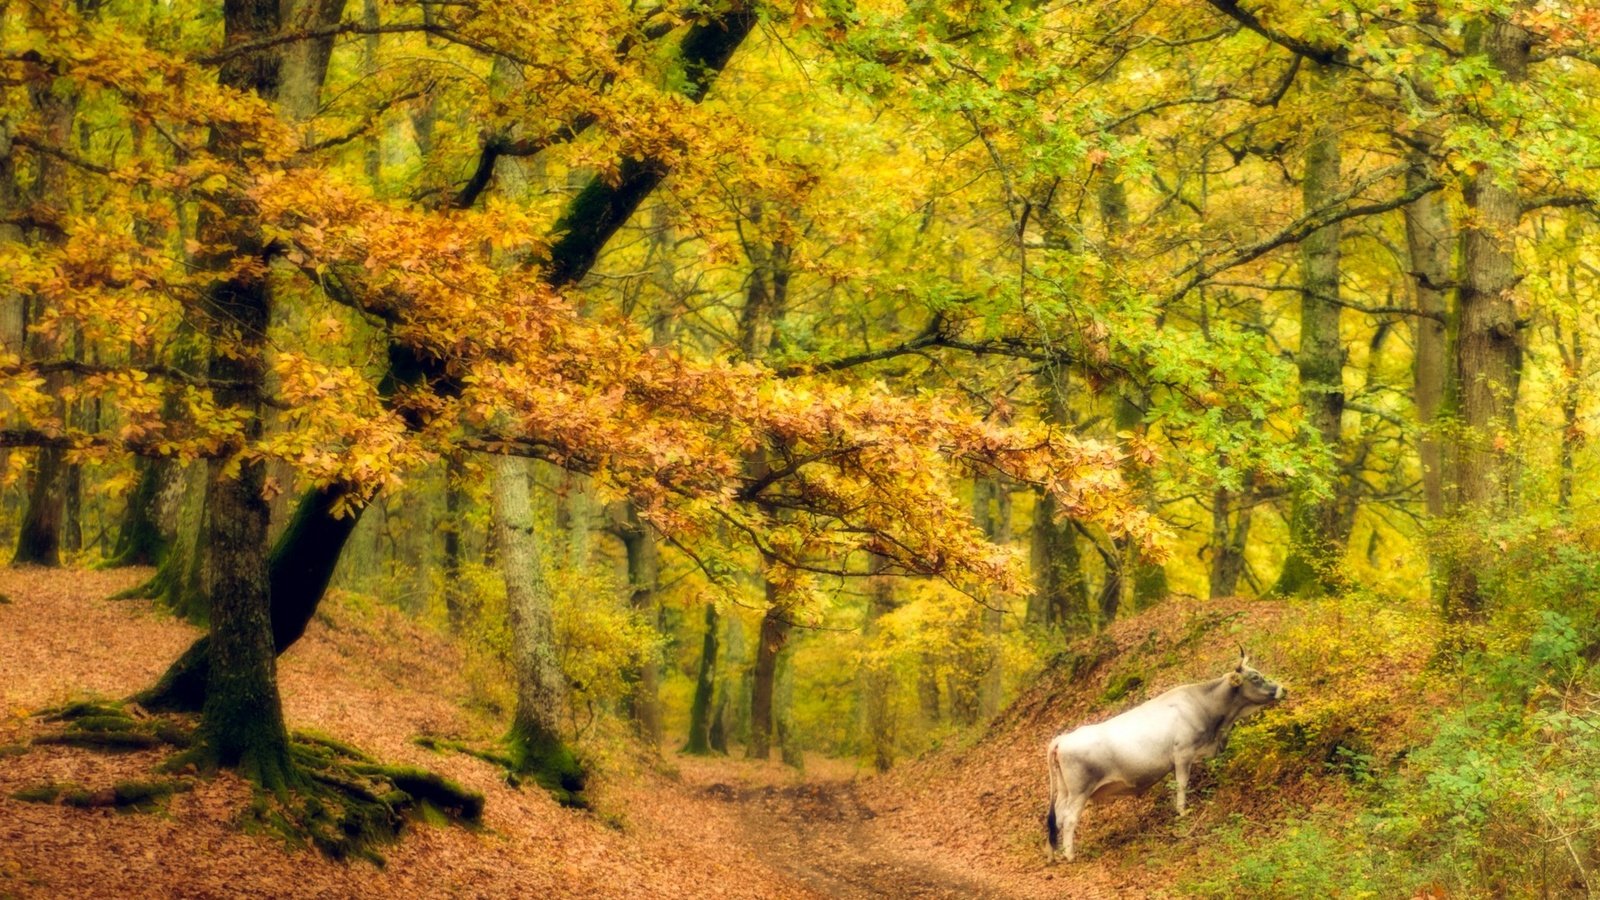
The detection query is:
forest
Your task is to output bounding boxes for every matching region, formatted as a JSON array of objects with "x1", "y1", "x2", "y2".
[{"x1": 3, "y1": 0, "x2": 1600, "y2": 896}]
